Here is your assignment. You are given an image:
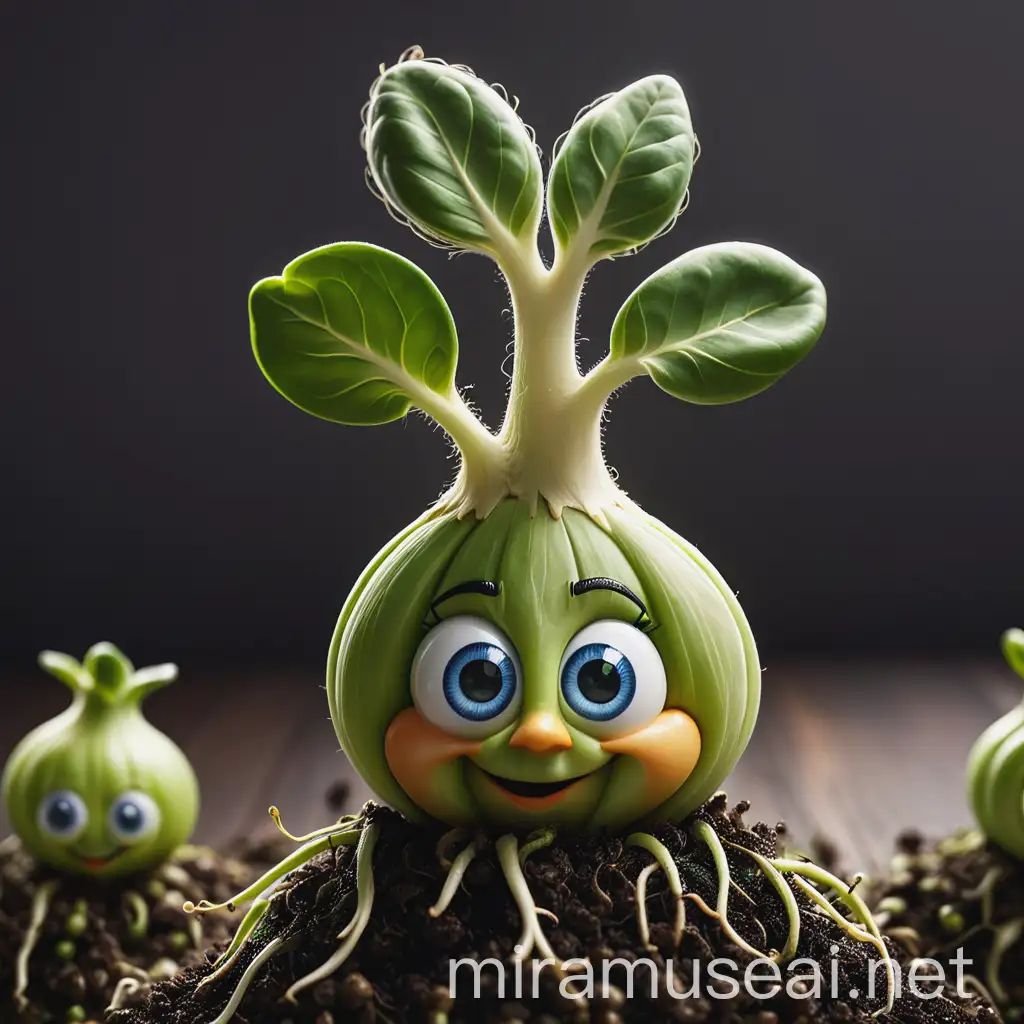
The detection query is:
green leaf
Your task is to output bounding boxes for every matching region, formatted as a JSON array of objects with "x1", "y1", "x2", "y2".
[
  {"x1": 609, "y1": 242, "x2": 826, "y2": 404},
  {"x1": 37, "y1": 651, "x2": 92, "y2": 692},
  {"x1": 1004, "y1": 629, "x2": 1024, "y2": 680},
  {"x1": 365, "y1": 59, "x2": 543, "y2": 253},
  {"x1": 548, "y1": 75, "x2": 694, "y2": 260},
  {"x1": 250, "y1": 243, "x2": 458, "y2": 426}
]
